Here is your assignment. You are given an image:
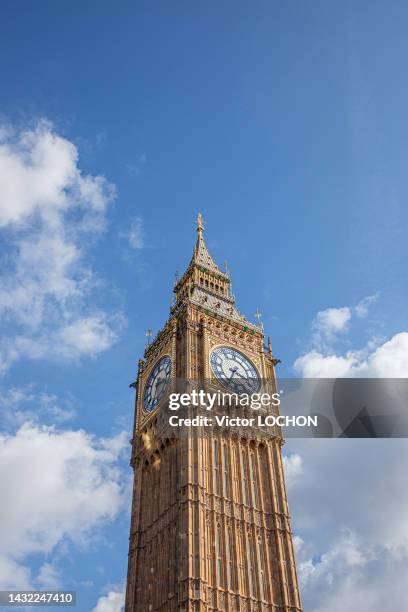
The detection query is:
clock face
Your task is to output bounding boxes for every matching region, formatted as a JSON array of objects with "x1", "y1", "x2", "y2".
[
  {"x1": 143, "y1": 355, "x2": 172, "y2": 413},
  {"x1": 210, "y1": 346, "x2": 260, "y2": 393}
]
